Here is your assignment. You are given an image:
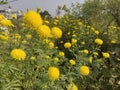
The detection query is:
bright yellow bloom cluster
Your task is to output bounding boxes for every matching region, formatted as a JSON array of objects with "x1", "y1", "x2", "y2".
[
  {"x1": 10, "y1": 49, "x2": 26, "y2": 60},
  {"x1": 23, "y1": 10, "x2": 43, "y2": 29},
  {"x1": 37, "y1": 25, "x2": 51, "y2": 38},
  {"x1": 64, "y1": 42, "x2": 71, "y2": 48},
  {"x1": 102, "y1": 52, "x2": 110, "y2": 58},
  {"x1": 83, "y1": 49, "x2": 89, "y2": 54},
  {"x1": 71, "y1": 38, "x2": 77, "y2": 44},
  {"x1": 51, "y1": 27, "x2": 62, "y2": 38},
  {"x1": 0, "y1": 19, "x2": 13, "y2": 27},
  {"x1": 69, "y1": 59, "x2": 76, "y2": 65},
  {"x1": 0, "y1": 14, "x2": 5, "y2": 21},
  {"x1": 59, "y1": 51, "x2": 65, "y2": 57},
  {"x1": 80, "y1": 66, "x2": 90, "y2": 75},
  {"x1": 49, "y1": 42, "x2": 54, "y2": 48},
  {"x1": 67, "y1": 84, "x2": 78, "y2": 90},
  {"x1": 48, "y1": 67, "x2": 60, "y2": 80},
  {"x1": 95, "y1": 38, "x2": 103, "y2": 45}
]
